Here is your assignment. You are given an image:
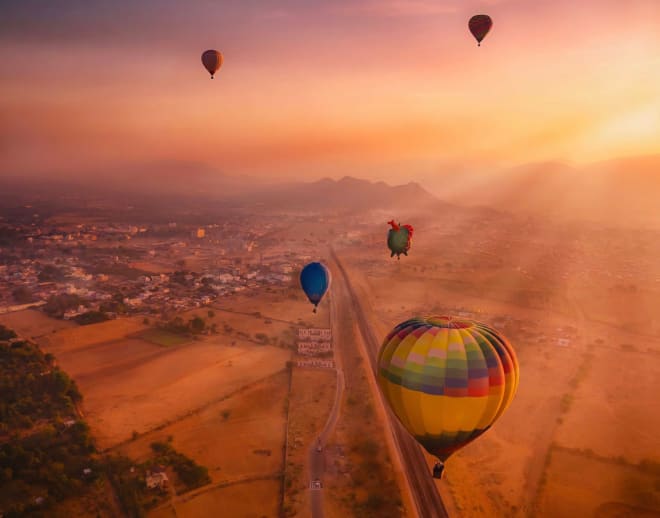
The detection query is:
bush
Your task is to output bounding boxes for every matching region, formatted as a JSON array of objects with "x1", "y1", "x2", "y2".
[
  {"x1": 0, "y1": 325, "x2": 17, "y2": 340},
  {"x1": 74, "y1": 311, "x2": 110, "y2": 326}
]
